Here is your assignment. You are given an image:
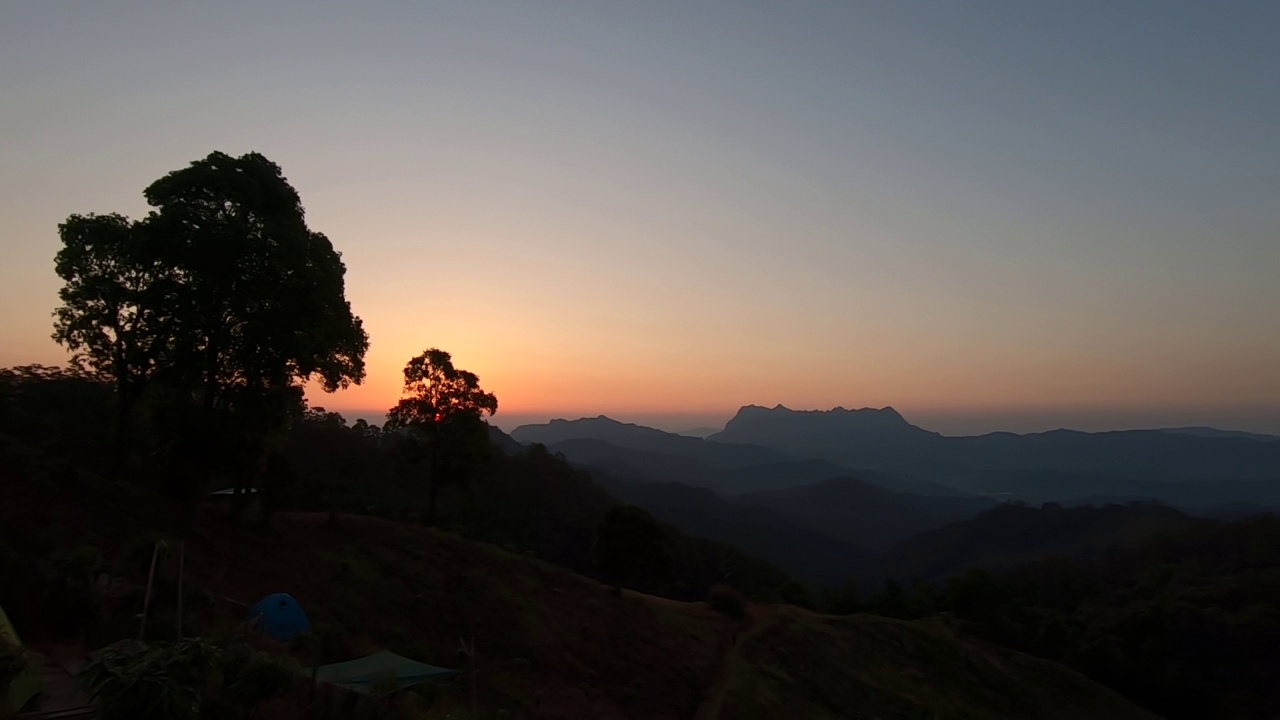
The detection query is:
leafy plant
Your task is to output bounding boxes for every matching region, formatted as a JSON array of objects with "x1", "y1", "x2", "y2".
[
  {"x1": 79, "y1": 640, "x2": 210, "y2": 720},
  {"x1": 78, "y1": 637, "x2": 295, "y2": 720}
]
